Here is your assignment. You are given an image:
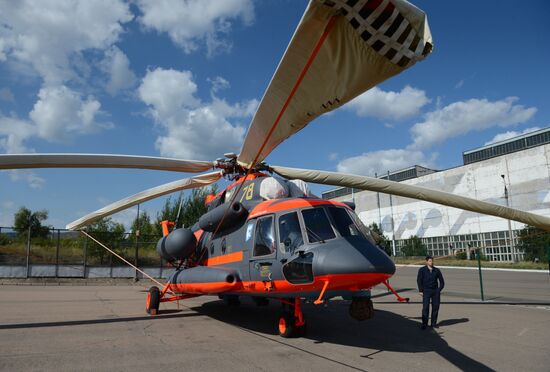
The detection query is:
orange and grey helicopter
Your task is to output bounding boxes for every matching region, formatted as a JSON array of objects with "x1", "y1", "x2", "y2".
[{"x1": 2, "y1": 0, "x2": 550, "y2": 338}]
